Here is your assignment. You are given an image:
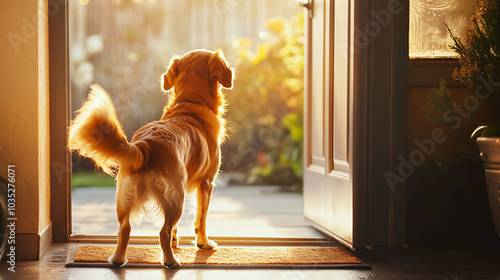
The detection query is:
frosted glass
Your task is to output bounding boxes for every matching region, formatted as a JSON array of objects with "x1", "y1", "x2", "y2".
[{"x1": 409, "y1": 0, "x2": 477, "y2": 59}]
